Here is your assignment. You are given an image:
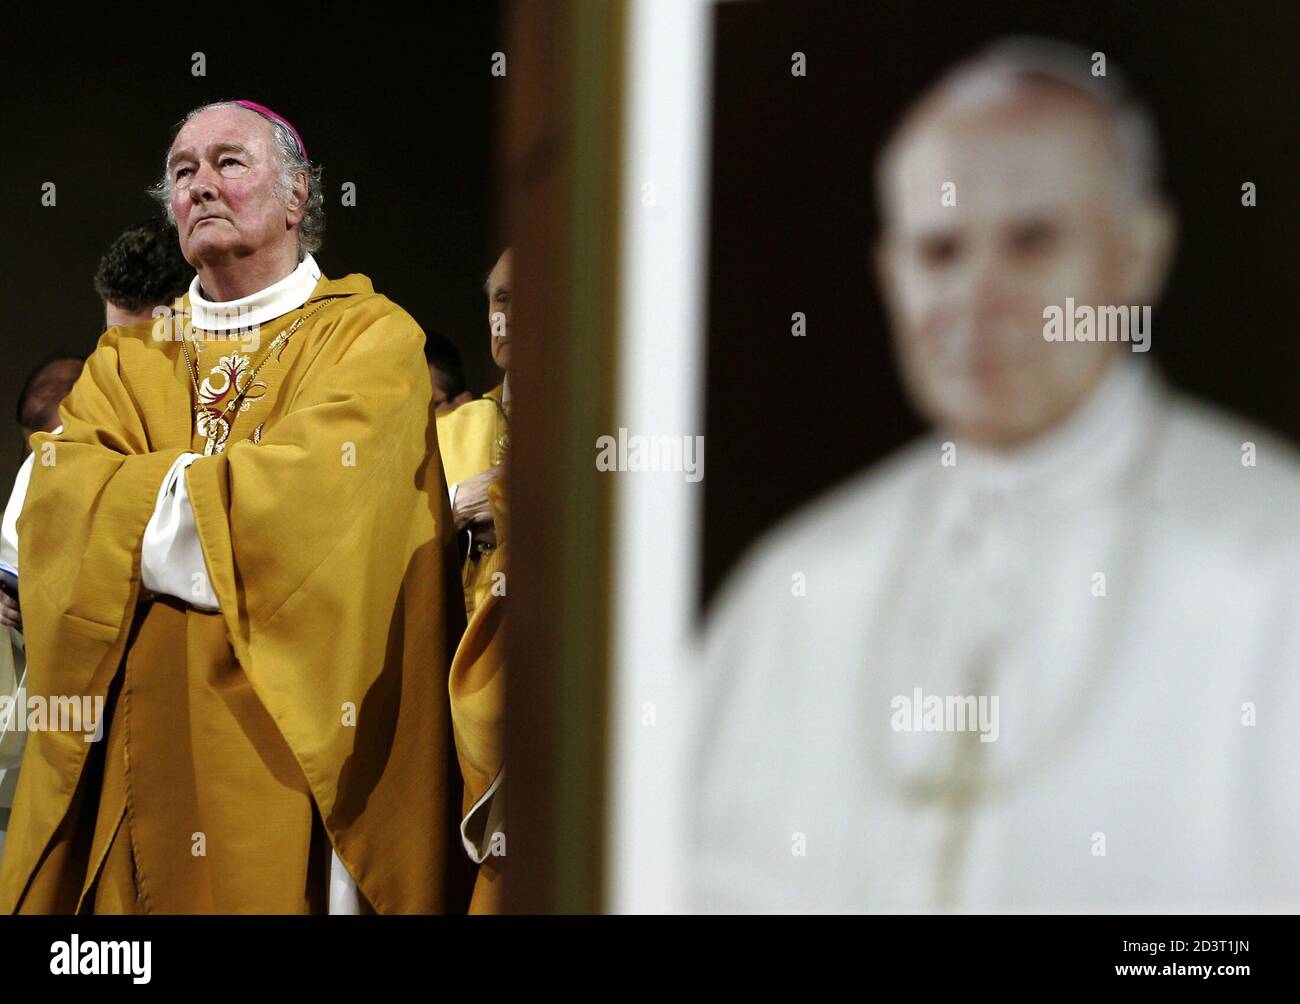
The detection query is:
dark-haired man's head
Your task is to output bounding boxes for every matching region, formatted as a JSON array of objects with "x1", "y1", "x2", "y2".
[
  {"x1": 424, "y1": 331, "x2": 474, "y2": 414},
  {"x1": 93, "y1": 218, "x2": 193, "y2": 328},
  {"x1": 17, "y1": 356, "x2": 85, "y2": 449}
]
